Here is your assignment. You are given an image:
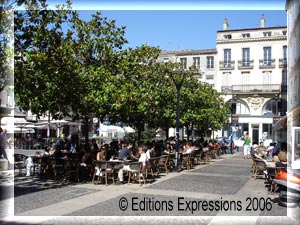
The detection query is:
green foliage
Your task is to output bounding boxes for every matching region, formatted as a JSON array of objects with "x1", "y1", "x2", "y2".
[{"x1": 14, "y1": 0, "x2": 228, "y2": 143}]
